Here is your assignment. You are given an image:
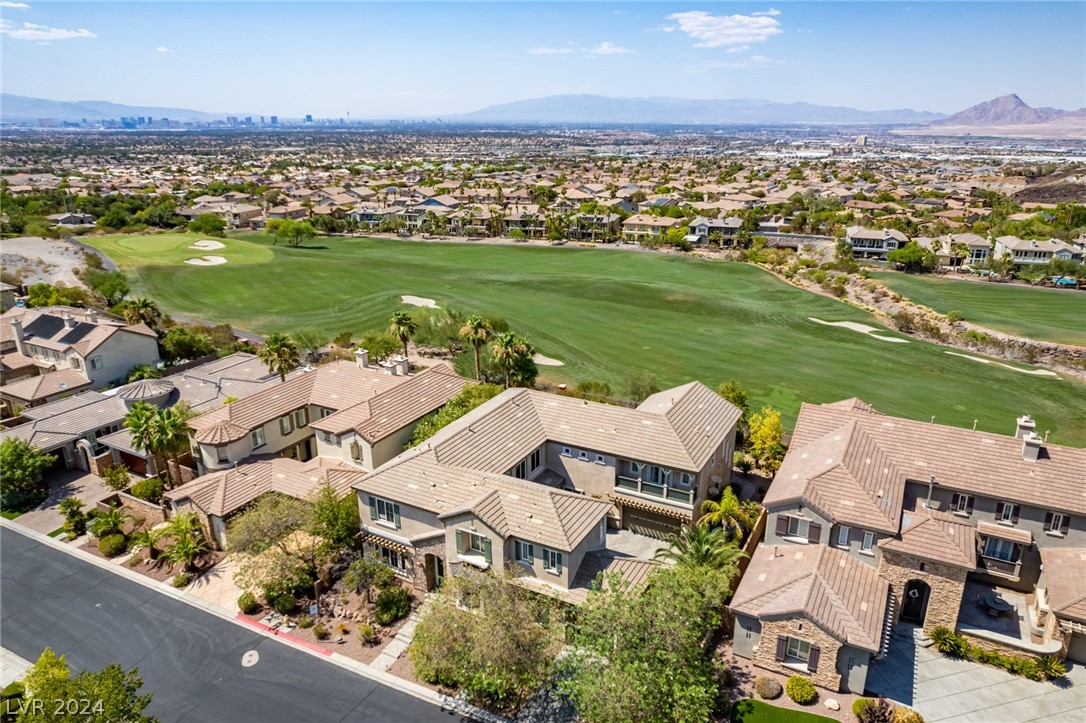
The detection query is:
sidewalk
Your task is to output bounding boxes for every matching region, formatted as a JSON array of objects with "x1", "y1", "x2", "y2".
[{"x1": 1, "y1": 648, "x2": 32, "y2": 687}]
